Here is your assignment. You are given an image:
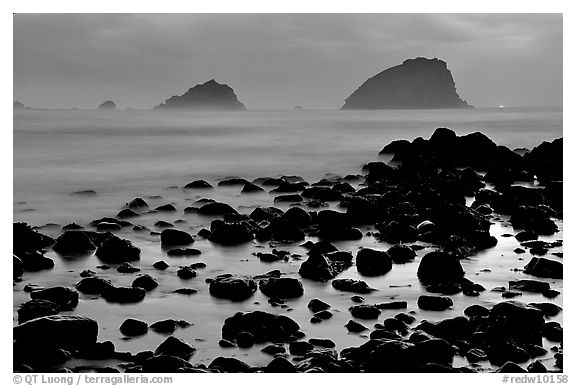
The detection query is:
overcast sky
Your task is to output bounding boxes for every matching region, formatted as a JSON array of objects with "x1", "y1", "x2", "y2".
[{"x1": 13, "y1": 13, "x2": 562, "y2": 109}]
